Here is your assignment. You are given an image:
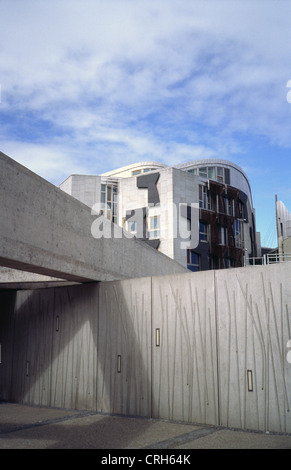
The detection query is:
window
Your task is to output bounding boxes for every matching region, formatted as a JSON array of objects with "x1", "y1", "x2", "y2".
[
  {"x1": 233, "y1": 219, "x2": 244, "y2": 248},
  {"x1": 217, "y1": 167, "x2": 224, "y2": 183},
  {"x1": 133, "y1": 168, "x2": 157, "y2": 175},
  {"x1": 199, "y1": 185, "x2": 210, "y2": 209},
  {"x1": 199, "y1": 185, "x2": 203, "y2": 208},
  {"x1": 101, "y1": 184, "x2": 106, "y2": 205},
  {"x1": 199, "y1": 167, "x2": 208, "y2": 178},
  {"x1": 218, "y1": 226, "x2": 227, "y2": 245},
  {"x1": 238, "y1": 200, "x2": 245, "y2": 219},
  {"x1": 100, "y1": 183, "x2": 118, "y2": 222},
  {"x1": 187, "y1": 250, "x2": 200, "y2": 272},
  {"x1": 128, "y1": 221, "x2": 137, "y2": 233},
  {"x1": 194, "y1": 166, "x2": 231, "y2": 185},
  {"x1": 187, "y1": 168, "x2": 198, "y2": 175},
  {"x1": 225, "y1": 197, "x2": 234, "y2": 216},
  {"x1": 148, "y1": 215, "x2": 160, "y2": 238},
  {"x1": 209, "y1": 192, "x2": 217, "y2": 212},
  {"x1": 199, "y1": 222, "x2": 209, "y2": 242},
  {"x1": 208, "y1": 167, "x2": 216, "y2": 180}
]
